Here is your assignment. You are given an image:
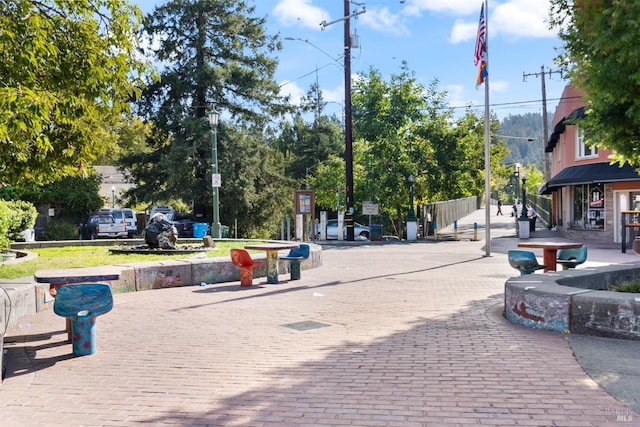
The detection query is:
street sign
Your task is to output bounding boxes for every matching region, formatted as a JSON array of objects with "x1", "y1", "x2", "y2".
[
  {"x1": 362, "y1": 202, "x2": 379, "y2": 215},
  {"x1": 212, "y1": 173, "x2": 221, "y2": 188}
]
